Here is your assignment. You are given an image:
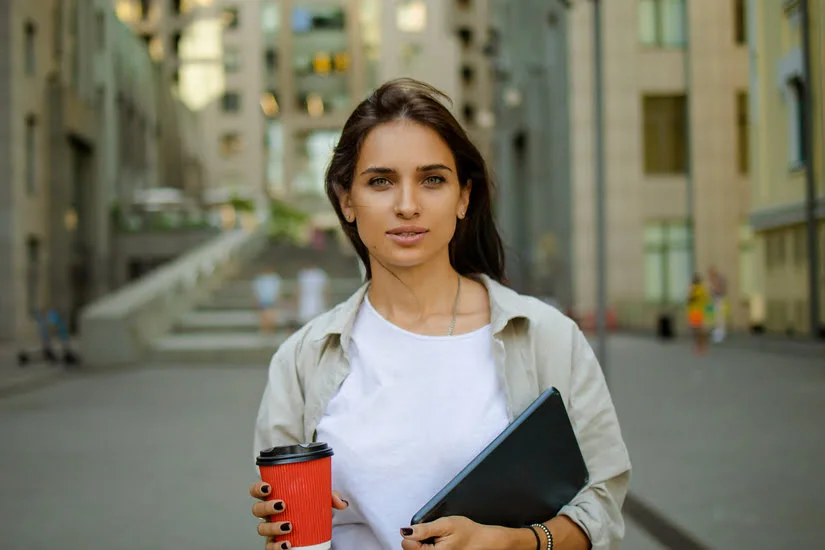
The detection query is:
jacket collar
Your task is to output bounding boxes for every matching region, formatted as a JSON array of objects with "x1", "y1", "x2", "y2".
[{"x1": 310, "y1": 274, "x2": 527, "y2": 352}]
